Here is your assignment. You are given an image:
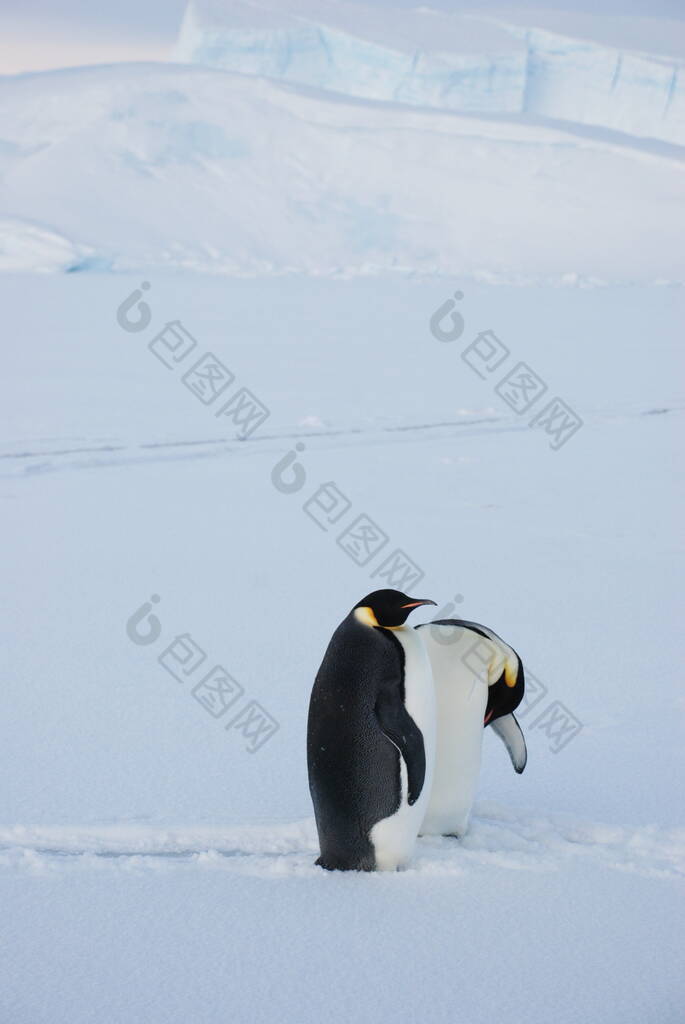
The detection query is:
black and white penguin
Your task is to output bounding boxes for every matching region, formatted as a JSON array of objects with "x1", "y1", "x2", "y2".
[
  {"x1": 416, "y1": 618, "x2": 526, "y2": 838},
  {"x1": 307, "y1": 589, "x2": 437, "y2": 871}
]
